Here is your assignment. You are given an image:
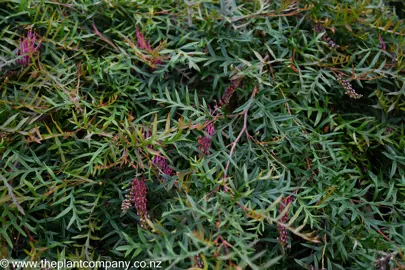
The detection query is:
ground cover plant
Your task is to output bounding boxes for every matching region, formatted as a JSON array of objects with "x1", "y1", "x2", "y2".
[{"x1": 1, "y1": 0, "x2": 405, "y2": 269}]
